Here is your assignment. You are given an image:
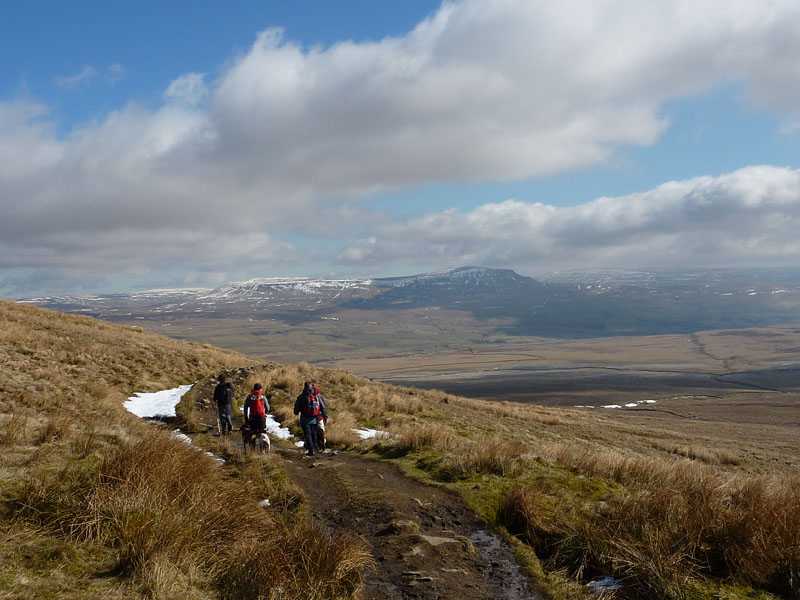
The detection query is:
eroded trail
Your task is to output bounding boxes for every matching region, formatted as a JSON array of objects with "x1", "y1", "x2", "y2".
[{"x1": 279, "y1": 449, "x2": 540, "y2": 600}]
